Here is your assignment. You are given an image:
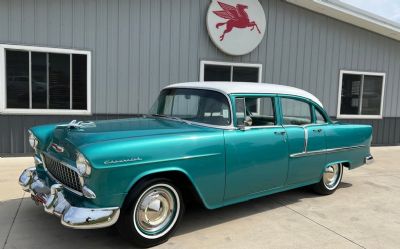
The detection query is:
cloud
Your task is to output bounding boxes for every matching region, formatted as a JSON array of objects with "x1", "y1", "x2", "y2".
[{"x1": 341, "y1": 0, "x2": 400, "y2": 24}]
